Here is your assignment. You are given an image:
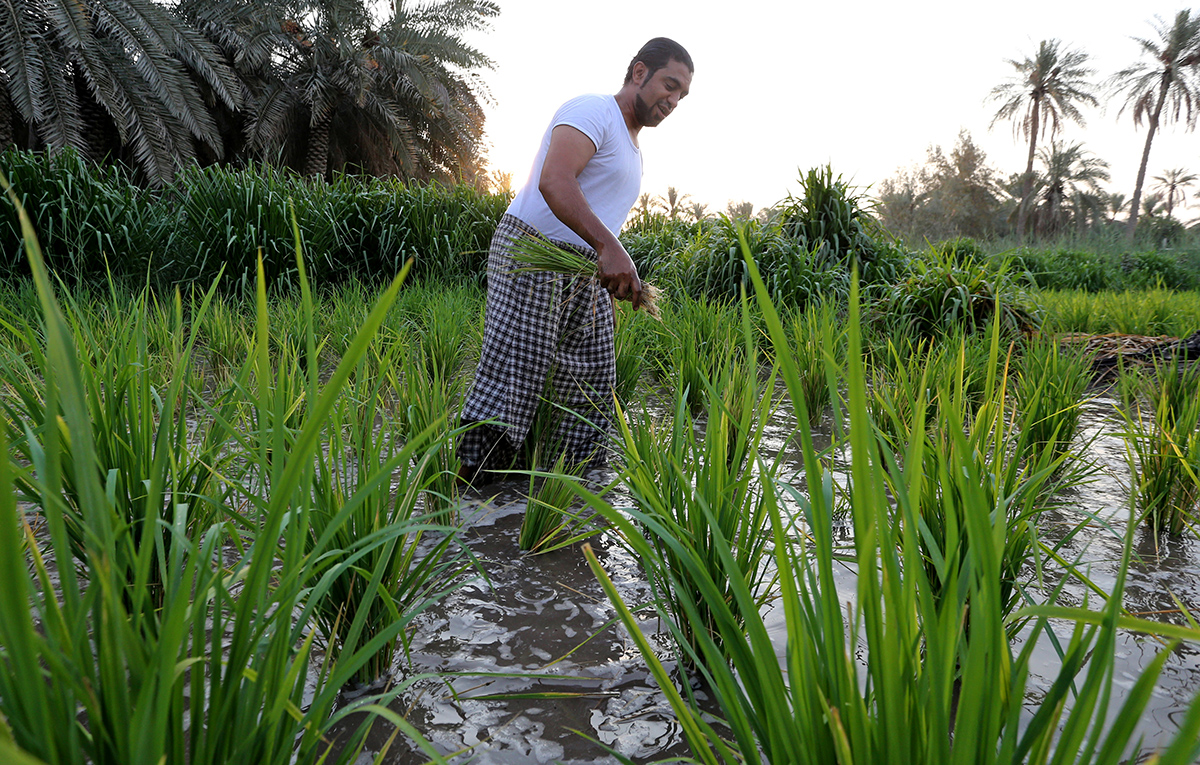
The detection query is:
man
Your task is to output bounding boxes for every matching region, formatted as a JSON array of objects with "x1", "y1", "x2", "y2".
[{"x1": 459, "y1": 37, "x2": 693, "y2": 482}]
